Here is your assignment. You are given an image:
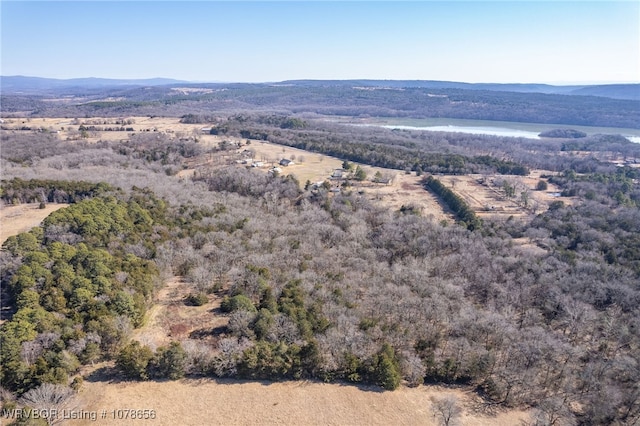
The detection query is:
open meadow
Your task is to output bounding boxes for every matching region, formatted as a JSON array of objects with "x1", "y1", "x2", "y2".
[
  {"x1": 77, "y1": 377, "x2": 529, "y2": 426},
  {"x1": 0, "y1": 203, "x2": 67, "y2": 244}
]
